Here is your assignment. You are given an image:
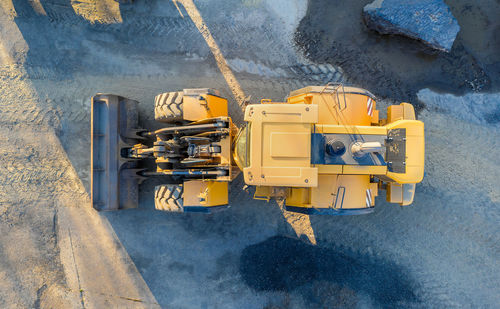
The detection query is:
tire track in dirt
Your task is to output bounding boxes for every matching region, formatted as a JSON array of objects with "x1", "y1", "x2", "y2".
[{"x1": 0, "y1": 58, "x2": 87, "y2": 307}]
